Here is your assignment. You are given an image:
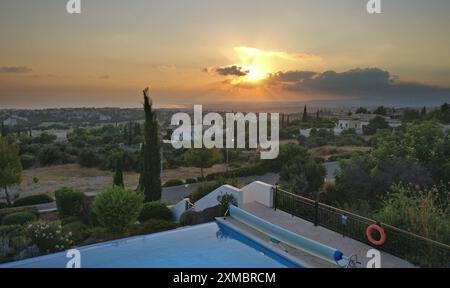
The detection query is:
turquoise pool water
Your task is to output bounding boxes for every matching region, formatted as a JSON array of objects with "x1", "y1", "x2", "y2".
[{"x1": 0, "y1": 222, "x2": 301, "y2": 268}]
